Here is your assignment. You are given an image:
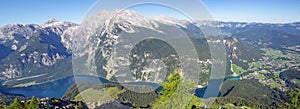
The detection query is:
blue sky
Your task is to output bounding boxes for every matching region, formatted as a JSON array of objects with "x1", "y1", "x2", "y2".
[
  {"x1": 204, "y1": 0, "x2": 300, "y2": 23},
  {"x1": 0, "y1": 0, "x2": 300, "y2": 26}
]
